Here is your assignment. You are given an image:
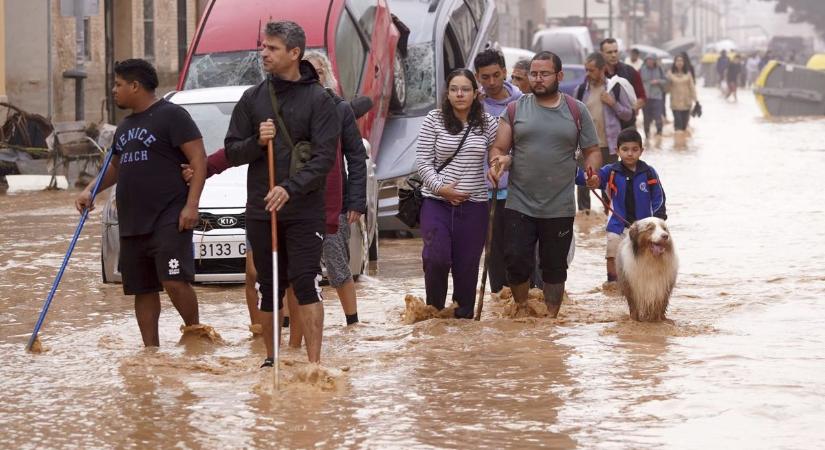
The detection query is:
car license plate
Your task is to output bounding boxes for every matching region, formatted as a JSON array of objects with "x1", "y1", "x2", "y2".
[{"x1": 196, "y1": 241, "x2": 246, "y2": 259}]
